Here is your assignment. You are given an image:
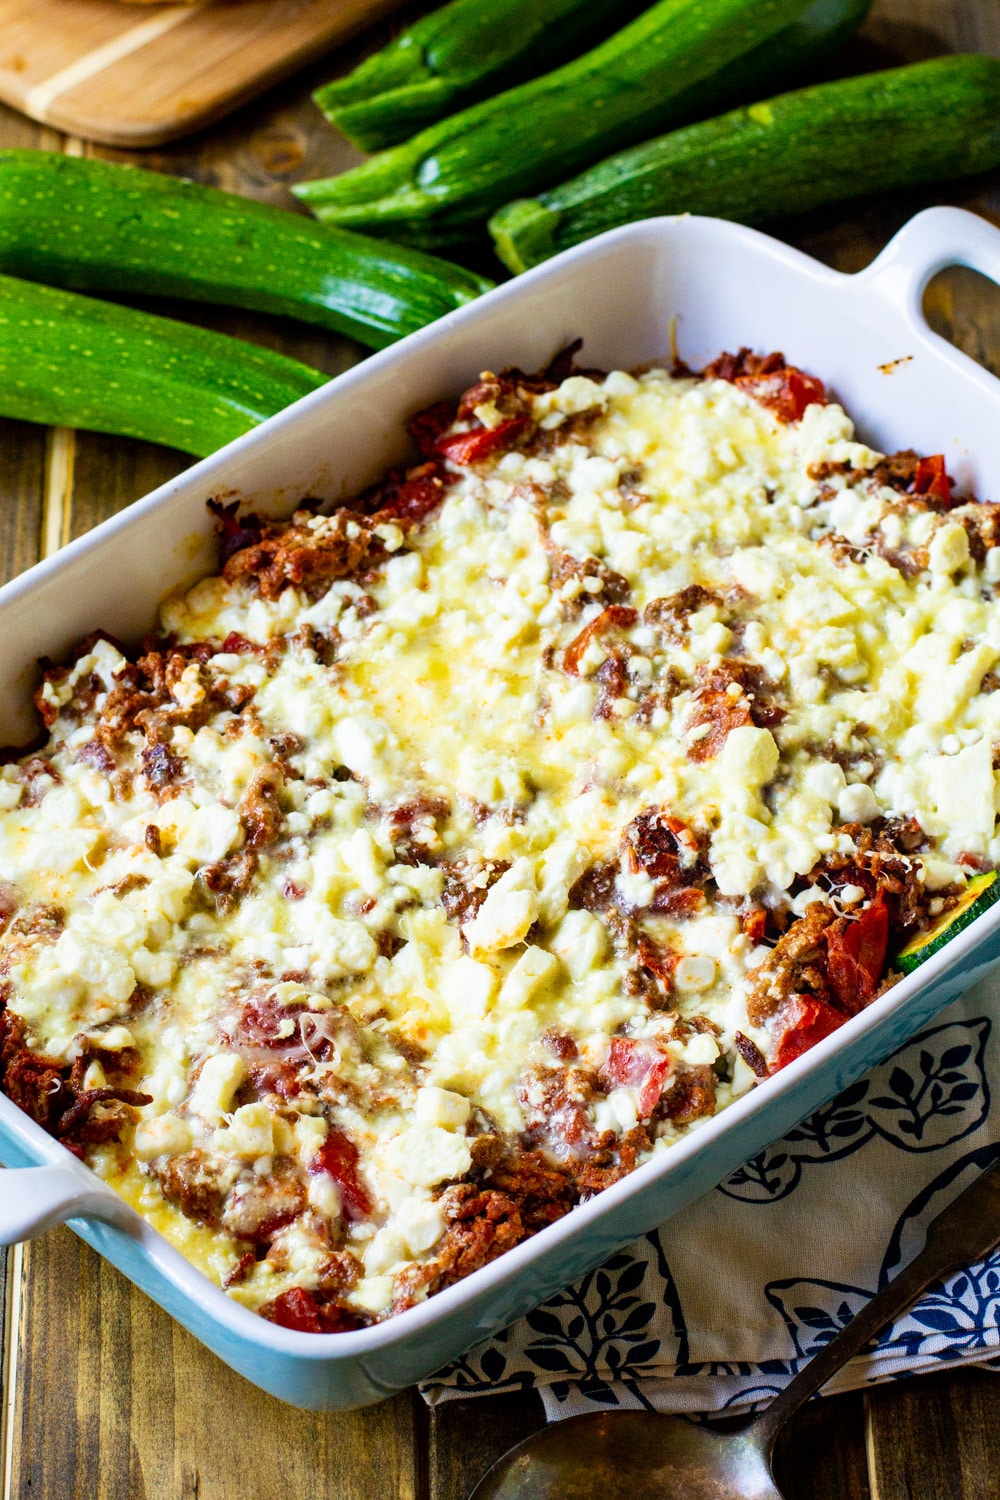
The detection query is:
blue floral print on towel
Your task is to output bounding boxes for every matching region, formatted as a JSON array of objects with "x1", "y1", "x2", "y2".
[{"x1": 422, "y1": 975, "x2": 1000, "y2": 1419}]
